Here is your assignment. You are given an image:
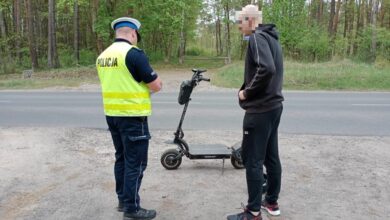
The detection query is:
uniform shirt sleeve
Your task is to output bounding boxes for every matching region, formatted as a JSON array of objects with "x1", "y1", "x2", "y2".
[{"x1": 125, "y1": 49, "x2": 158, "y2": 83}]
